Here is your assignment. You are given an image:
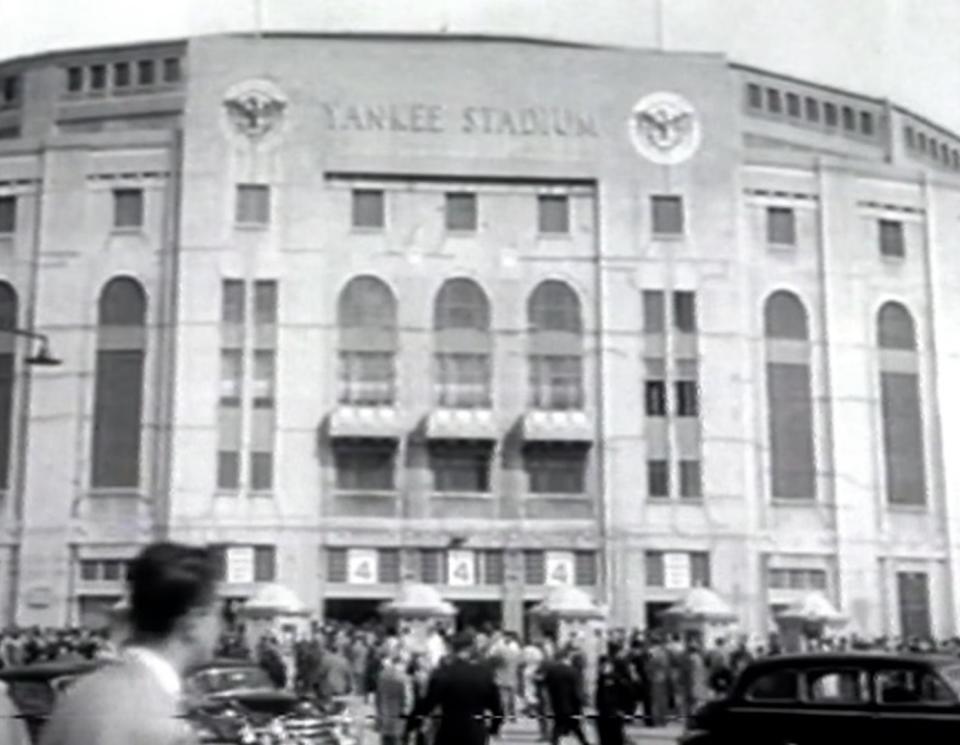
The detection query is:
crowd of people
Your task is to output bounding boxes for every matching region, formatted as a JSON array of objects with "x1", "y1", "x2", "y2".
[{"x1": 0, "y1": 627, "x2": 117, "y2": 669}]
